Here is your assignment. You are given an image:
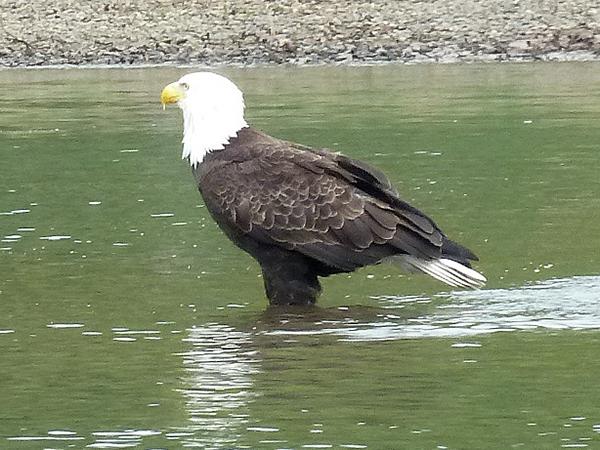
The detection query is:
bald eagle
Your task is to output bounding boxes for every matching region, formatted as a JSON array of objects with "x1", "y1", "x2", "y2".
[{"x1": 161, "y1": 72, "x2": 486, "y2": 305}]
